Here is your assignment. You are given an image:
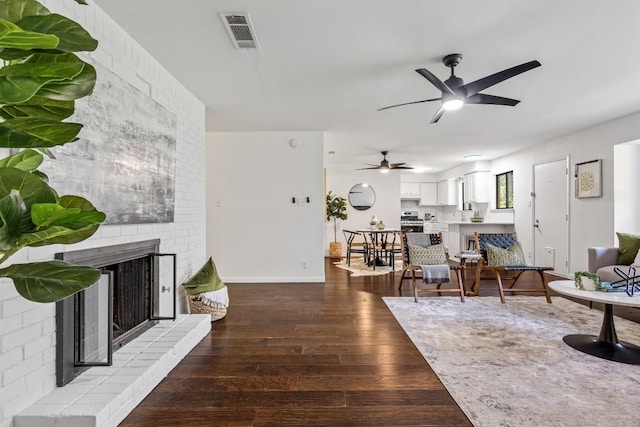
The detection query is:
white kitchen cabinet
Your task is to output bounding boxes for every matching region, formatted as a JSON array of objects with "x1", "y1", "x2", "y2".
[
  {"x1": 418, "y1": 182, "x2": 438, "y2": 206},
  {"x1": 463, "y1": 171, "x2": 490, "y2": 204},
  {"x1": 437, "y1": 179, "x2": 458, "y2": 205},
  {"x1": 400, "y1": 182, "x2": 421, "y2": 199}
]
